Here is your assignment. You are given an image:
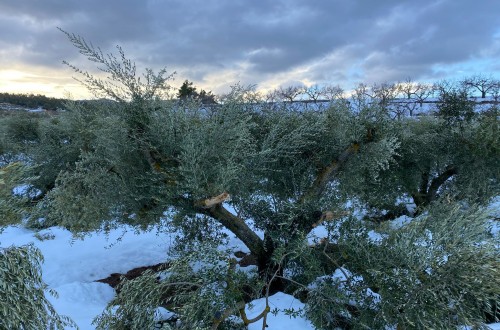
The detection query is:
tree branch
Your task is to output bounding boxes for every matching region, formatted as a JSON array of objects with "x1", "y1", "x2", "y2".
[
  {"x1": 412, "y1": 169, "x2": 430, "y2": 208},
  {"x1": 427, "y1": 165, "x2": 457, "y2": 203},
  {"x1": 300, "y1": 142, "x2": 360, "y2": 203},
  {"x1": 413, "y1": 165, "x2": 457, "y2": 210},
  {"x1": 198, "y1": 203, "x2": 266, "y2": 258},
  {"x1": 195, "y1": 192, "x2": 230, "y2": 209}
]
